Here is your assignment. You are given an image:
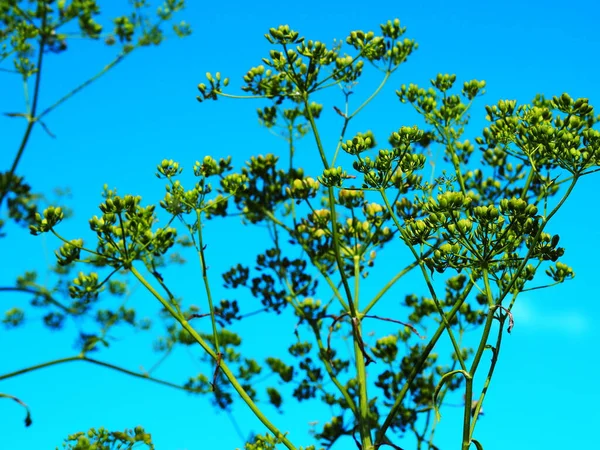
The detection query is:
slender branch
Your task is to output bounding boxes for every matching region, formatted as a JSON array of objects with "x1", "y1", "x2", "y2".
[
  {"x1": 37, "y1": 53, "x2": 127, "y2": 120},
  {"x1": 353, "y1": 255, "x2": 374, "y2": 449},
  {"x1": 0, "y1": 393, "x2": 32, "y2": 427},
  {"x1": 349, "y1": 71, "x2": 391, "y2": 120},
  {"x1": 501, "y1": 176, "x2": 579, "y2": 307},
  {"x1": 0, "y1": 286, "x2": 73, "y2": 313},
  {"x1": 0, "y1": 8, "x2": 48, "y2": 211},
  {"x1": 310, "y1": 323, "x2": 359, "y2": 417},
  {"x1": 469, "y1": 314, "x2": 505, "y2": 438},
  {"x1": 0, "y1": 355, "x2": 189, "y2": 392},
  {"x1": 462, "y1": 270, "x2": 496, "y2": 449},
  {"x1": 375, "y1": 281, "x2": 474, "y2": 446},
  {"x1": 379, "y1": 189, "x2": 467, "y2": 371},
  {"x1": 129, "y1": 265, "x2": 297, "y2": 450},
  {"x1": 195, "y1": 211, "x2": 220, "y2": 357},
  {"x1": 267, "y1": 219, "x2": 358, "y2": 417},
  {"x1": 361, "y1": 245, "x2": 436, "y2": 316},
  {"x1": 145, "y1": 348, "x2": 173, "y2": 375},
  {"x1": 363, "y1": 315, "x2": 421, "y2": 338},
  {"x1": 303, "y1": 92, "x2": 330, "y2": 170},
  {"x1": 331, "y1": 93, "x2": 351, "y2": 167},
  {"x1": 461, "y1": 376, "x2": 474, "y2": 450},
  {"x1": 332, "y1": 70, "x2": 392, "y2": 167},
  {"x1": 302, "y1": 82, "x2": 374, "y2": 445}
]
